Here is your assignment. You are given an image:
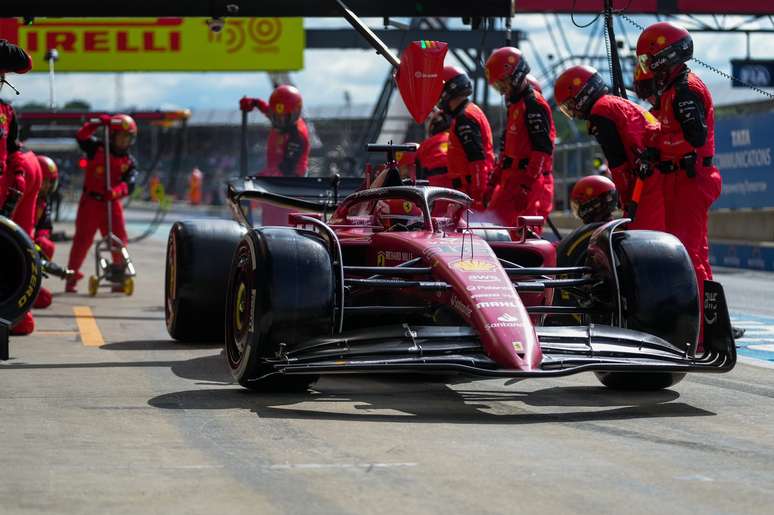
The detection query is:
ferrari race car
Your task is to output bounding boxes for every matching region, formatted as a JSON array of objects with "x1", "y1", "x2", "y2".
[{"x1": 164, "y1": 153, "x2": 735, "y2": 392}]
